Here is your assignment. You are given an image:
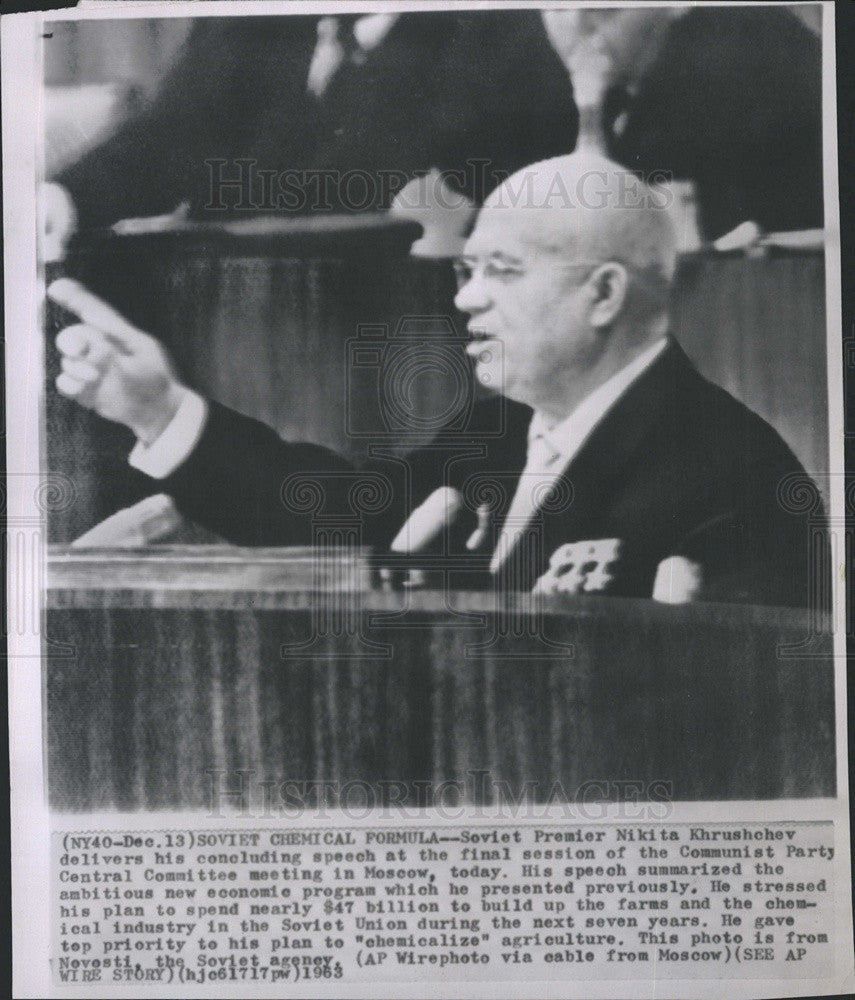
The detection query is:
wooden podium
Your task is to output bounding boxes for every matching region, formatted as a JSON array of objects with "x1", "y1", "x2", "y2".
[{"x1": 46, "y1": 547, "x2": 835, "y2": 811}]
